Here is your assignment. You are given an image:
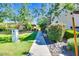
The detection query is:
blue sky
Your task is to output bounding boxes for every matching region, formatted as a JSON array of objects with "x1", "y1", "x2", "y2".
[
  {"x1": 11, "y1": 3, "x2": 47, "y2": 24},
  {"x1": 1, "y1": 3, "x2": 49, "y2": 24},
  {"x1": 12, "y1": 3, "x2": 42, "y2": 14}
]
